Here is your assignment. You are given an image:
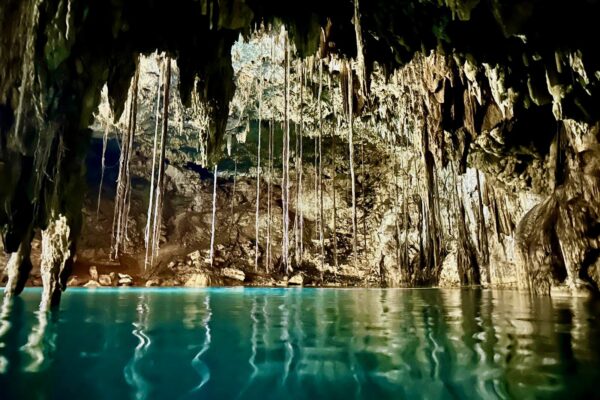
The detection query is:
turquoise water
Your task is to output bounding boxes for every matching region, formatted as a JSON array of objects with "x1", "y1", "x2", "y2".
[{"x1": 0, "y1": 288, "x2": 599, "y2": 399}]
